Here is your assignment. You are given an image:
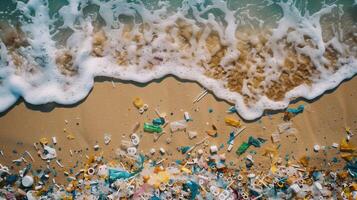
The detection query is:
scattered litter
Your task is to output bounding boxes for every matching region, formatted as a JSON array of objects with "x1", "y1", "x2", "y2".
[
  {"x1": 104, "y1": 133, "x2": 112, "y2": 145},
  {"x1": 184, "y1": 112, "x2": 192, "y2": 121},
  {"x1": 193, "y1": 89, "x2": 208, "y2": 103},
  {"x1": 21, "y1": 175, "x2": 34, "y2": 187},
  {"x1": 226, "y1": 106, "x2": 237, "y2": 113},
  {"x1": 313, "y1": 144, "x2": 320, "y2": 152},
  {"x1": 271, "y1": 133, "x2": 280, "y2": 143},
  {"x1": 224, "y1": 116, "x2": 241, "y2": 127},
  {"x1": 188, "y1": 131, "x2": 198, "y2": 139},
  {"x1": 286, "y1": 104, "x2": 304, "y2": 114},
  {"x1": 144, "y1": 123, "x2": 162, "y2": 133},
  {"x1": 52, "y1": 137, "x2": 57, "y2": 145},
  {"x1": 94, "y1": 144, "x2": 100, "y2": 151},
  {"x1": 169, "y1": 120, "x2": 187, "y2": 132}
]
